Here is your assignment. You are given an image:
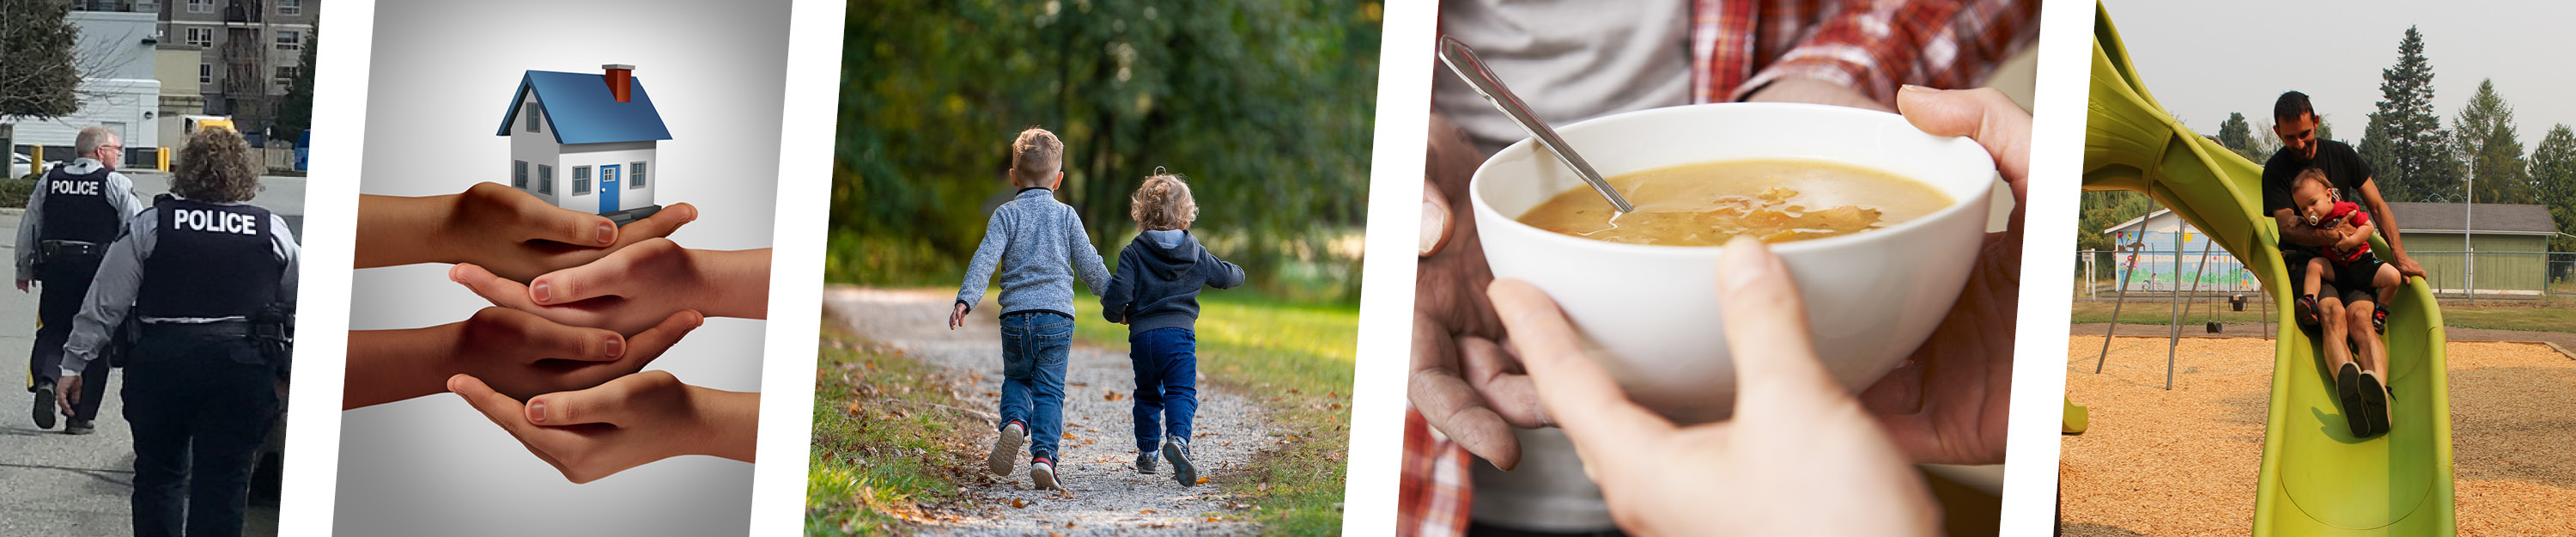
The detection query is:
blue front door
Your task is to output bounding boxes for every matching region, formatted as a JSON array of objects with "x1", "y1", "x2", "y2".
[{"x1": 599, "y1": 164, "x2": 621, "y2": 213}]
